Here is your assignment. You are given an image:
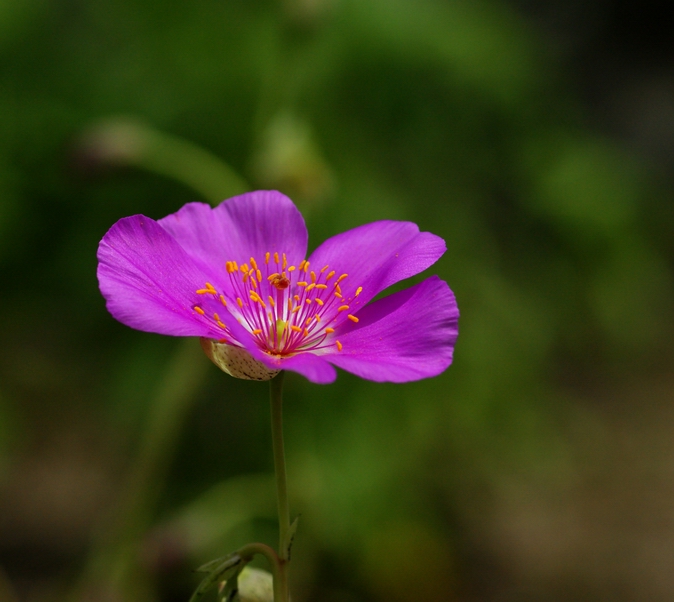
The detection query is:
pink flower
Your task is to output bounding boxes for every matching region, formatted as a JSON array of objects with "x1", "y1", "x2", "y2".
[{"x1": 97, "y1": 191, "x2": 458, "y2": 384}]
